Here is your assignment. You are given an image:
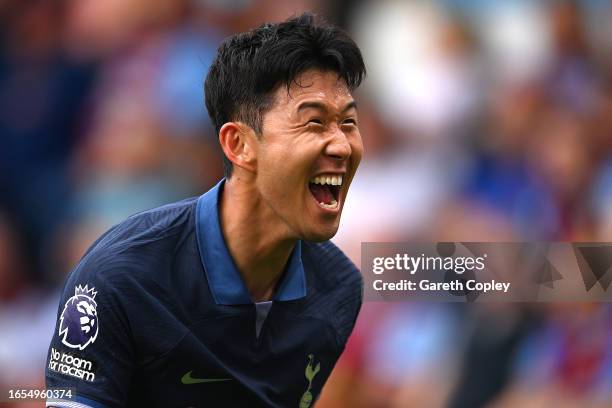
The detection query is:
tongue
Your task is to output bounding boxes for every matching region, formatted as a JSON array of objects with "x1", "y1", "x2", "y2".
[{"x1": 309, "y1": 184, "x2": 334, "y2": 204}]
